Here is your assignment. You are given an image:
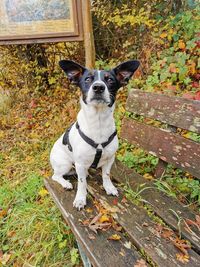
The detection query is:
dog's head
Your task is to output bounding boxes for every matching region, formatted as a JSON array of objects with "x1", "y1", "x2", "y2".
[{"x1": 59, "y1": 60, "x2": 140, "y2": 107}]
